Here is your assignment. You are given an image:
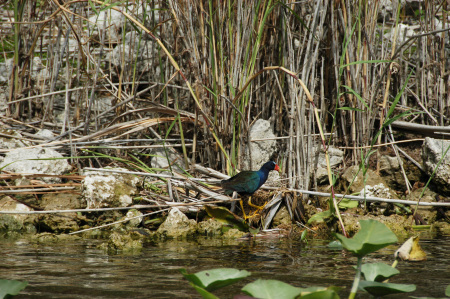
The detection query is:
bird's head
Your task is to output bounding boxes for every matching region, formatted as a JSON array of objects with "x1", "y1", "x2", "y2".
[
  {"x1": 274, "y1": 163, "x2": 280, "y2": 173},
  {"x1": 263, "y1": 161, "x2": 280, "y2": 173}
]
